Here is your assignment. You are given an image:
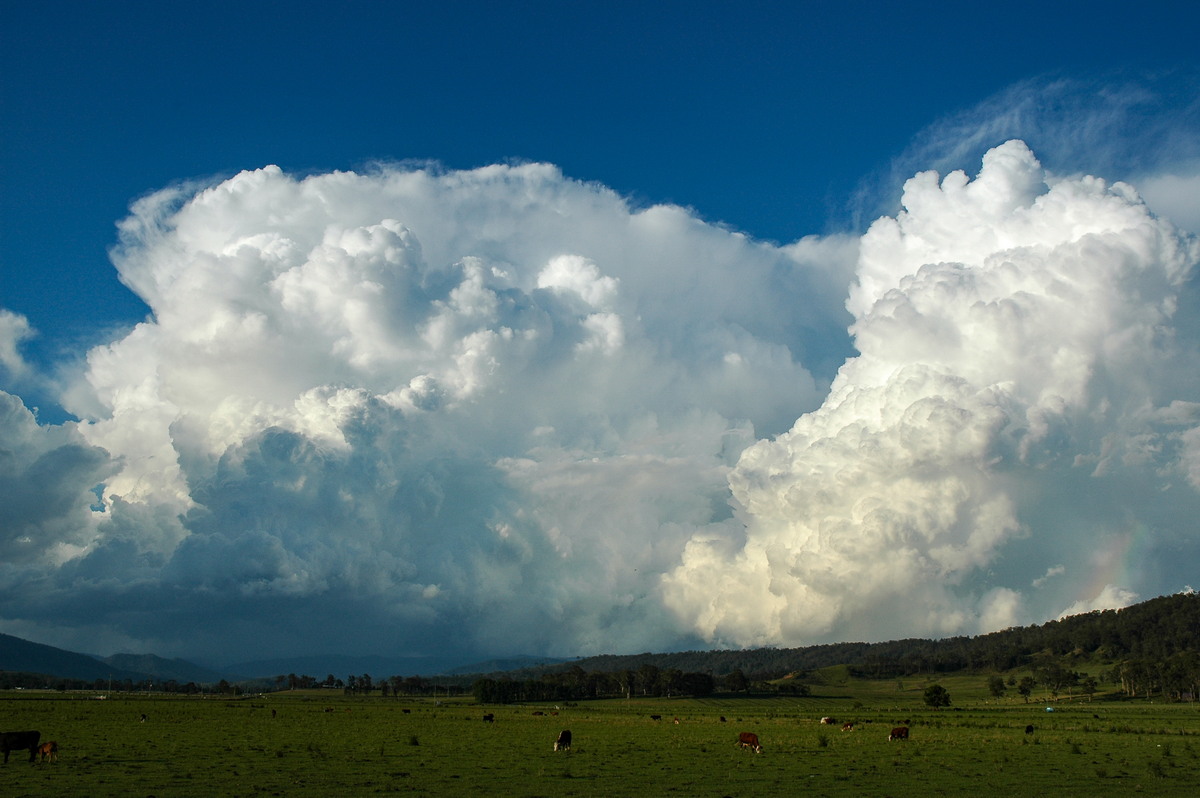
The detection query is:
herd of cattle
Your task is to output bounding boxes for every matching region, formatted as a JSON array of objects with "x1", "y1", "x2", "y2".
[
  {"x1": 3, "y1": 709, "x2": 1043, "y2": 766},
  {"x1": 493, "y1": 712, "x2": 926, "y2": 756}
]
